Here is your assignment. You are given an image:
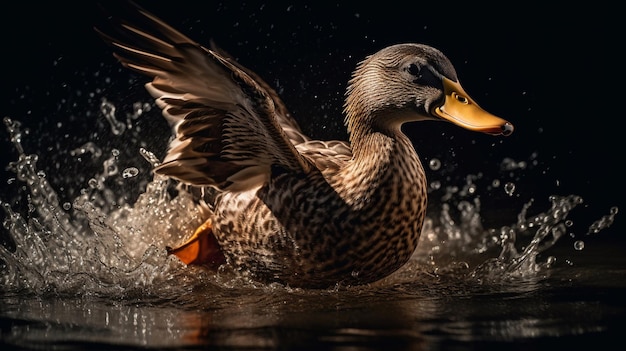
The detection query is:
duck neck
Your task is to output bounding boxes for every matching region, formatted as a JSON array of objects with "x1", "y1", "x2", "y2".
[{"x1": 340, "y1": 123, "x2": 426, "y2": 209}]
